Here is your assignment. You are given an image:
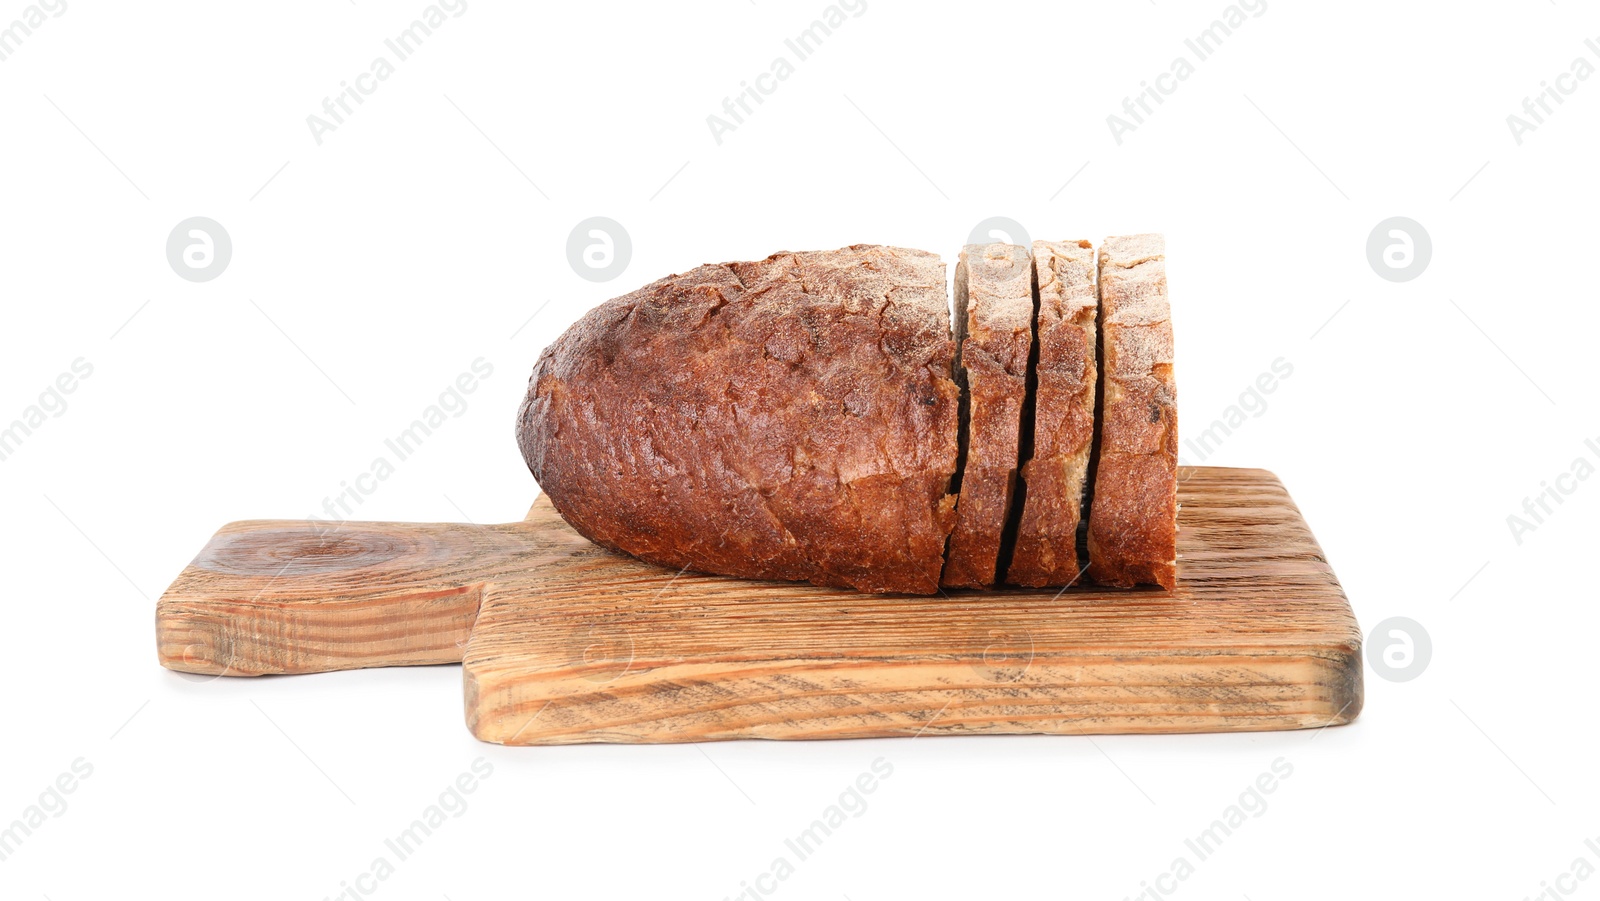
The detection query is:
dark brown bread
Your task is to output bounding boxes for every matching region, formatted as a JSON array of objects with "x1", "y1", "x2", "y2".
[
  {"x1": 941, "y1": 243, "x2": 1033, "y2": 589},
  {"x1": 1087, "y1": 234, "x2": 1178, "y2": 590},
  {"x1": 1006, "y1": 240, "x2": 1098, "y2": 587},
  {"x1": 518, "y1": 245, "x2": 960, "y2": 595}
]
